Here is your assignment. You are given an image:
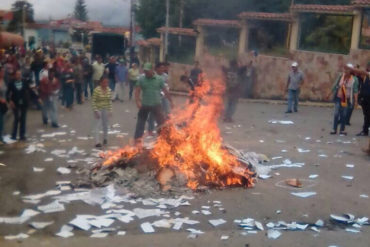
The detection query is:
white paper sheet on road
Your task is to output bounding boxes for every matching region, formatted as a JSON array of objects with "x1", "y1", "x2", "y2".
[
  {"x1": 69, "y1": 216, "x2": 92, "y2": 231},
  {"x1": 57, "y1": 167, "x2": 71, "y2": 175},
  {"x1": 186, "y1": 228, "x2": 204, "y2": 234},
  {"x1": 133, "y1": 208, "x2": 166, "y2": 219},
  {"x1": 29, "y1": 221, "x2": 54, "y2": 229},
  {"x1": 268, "y1": 120, "x2": 294, "y2": 125},
  {"x1": 56, "y1": 225, "x2": 74, "y2": 238},
  {"x1": 291, "y1": 192, "x2": 317, "y2": 198},
  {"x1": 309, "y1": 174, "x2": 319, "y2": 179},
  {"x1": 37, "y1": 200, "x2": 65, "y2": 213},
  {"x1": 4, "y1": 233, "x2": 29, "y2": 240},
  {"x1": 90, "y1": 233, "x2": 109, "y2": 238},
  {"x1": 141, "y1": 222, "x2": 155, "y2": 233},
  {"x1": 33, "y1": 167, "x2": 45, "y2": 172},
  {"x1": 267, "y1": 229, "x2": 282, "y2": 239},
  {"x1": 209, "y1": 219, "x2": 226, "y2": 227},
  {"x1": 342, "y1": 175, "x2": 354, "y2": 180},
  {"x1": 0, "y1": 209, "x2": 40, "y2": 224}
]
